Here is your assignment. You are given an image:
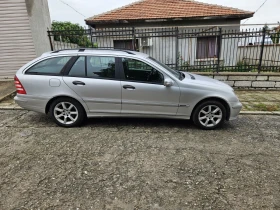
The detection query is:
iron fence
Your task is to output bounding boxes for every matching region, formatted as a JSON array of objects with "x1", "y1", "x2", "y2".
[{"x1": 47, "y1": 26, "x2": 280, "y2": 73}]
